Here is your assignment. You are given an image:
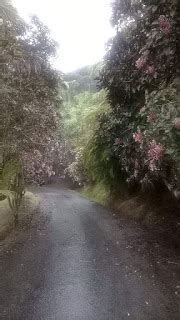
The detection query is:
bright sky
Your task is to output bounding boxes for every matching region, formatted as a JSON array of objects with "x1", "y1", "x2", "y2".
[{"x1": 12, "y1": 0, "x2": 114, "y2": 73}]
